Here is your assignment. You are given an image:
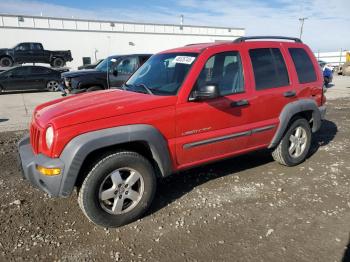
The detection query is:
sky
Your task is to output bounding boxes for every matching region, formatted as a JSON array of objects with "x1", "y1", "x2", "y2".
[{"x1": 0, "y1": 0, "x2": 349, "y2": 51}]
